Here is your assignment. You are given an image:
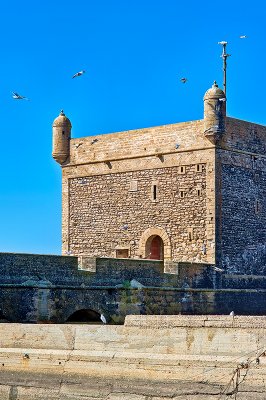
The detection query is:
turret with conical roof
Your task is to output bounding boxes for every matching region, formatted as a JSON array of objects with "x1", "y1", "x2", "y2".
[
  {"x1": 52, "y1": 110, "x2": 72, "y2": 165},
  {"x1": 203, "y1": 81, "x2": 226, "y2": 144}
]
